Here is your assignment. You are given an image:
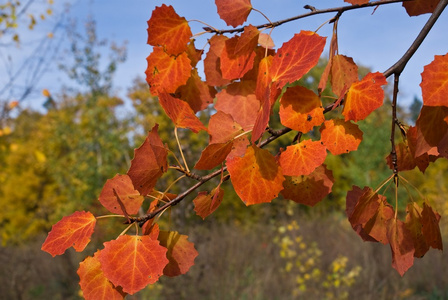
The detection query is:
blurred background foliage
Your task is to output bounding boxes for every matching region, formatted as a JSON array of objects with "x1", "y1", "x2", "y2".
[{"x1": 0, "y1": 17, "x2": 447, "y2": 300}]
